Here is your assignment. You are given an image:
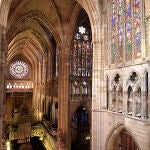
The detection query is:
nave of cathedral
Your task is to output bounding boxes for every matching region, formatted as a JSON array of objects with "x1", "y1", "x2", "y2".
[{"x1": 0, "y1": 0, "x2": 150, "y2": 150}]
